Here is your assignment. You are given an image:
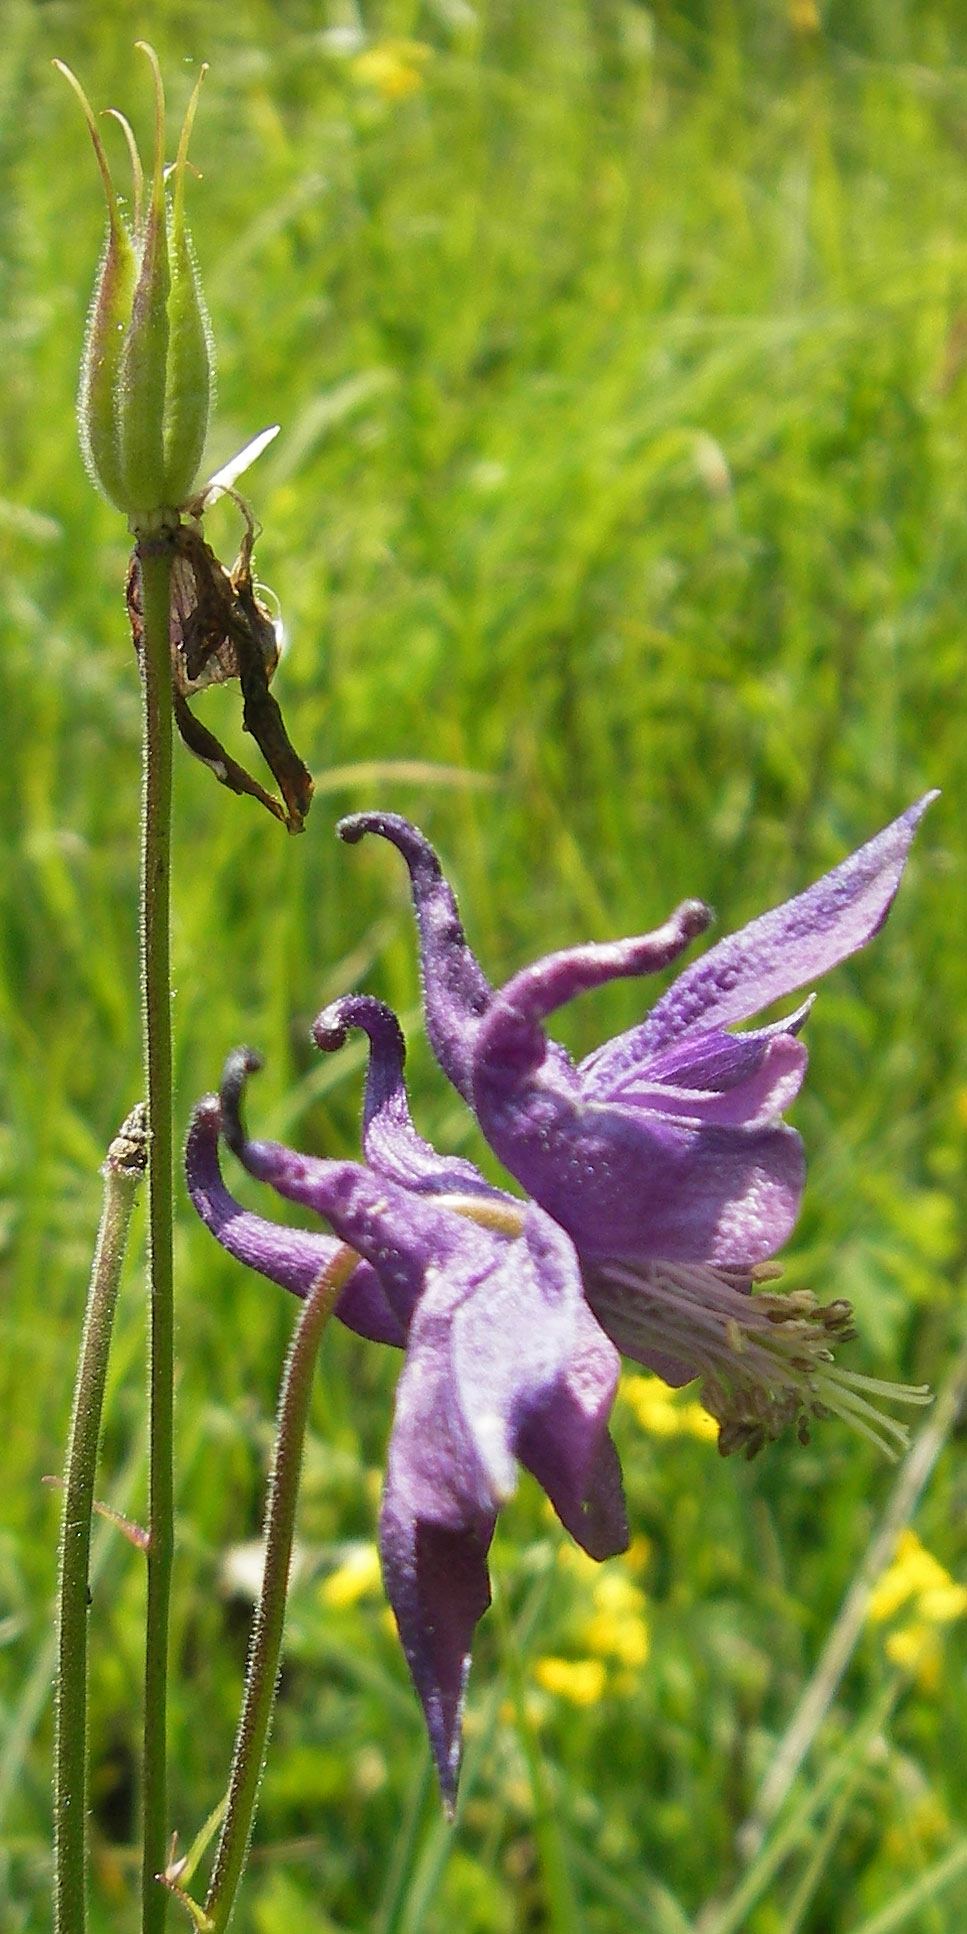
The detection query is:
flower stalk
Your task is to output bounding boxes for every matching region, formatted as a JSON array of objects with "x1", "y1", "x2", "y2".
[
  {"x1": 138, "y1": 536, "x2": 176, "y2": 1934},
  {"x1": 202, "y1": 1250, "x2": 356, "y2": 1931},
  {"x1": 54, "y1": 1106, "x2": 148, "y2": 1934}
]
